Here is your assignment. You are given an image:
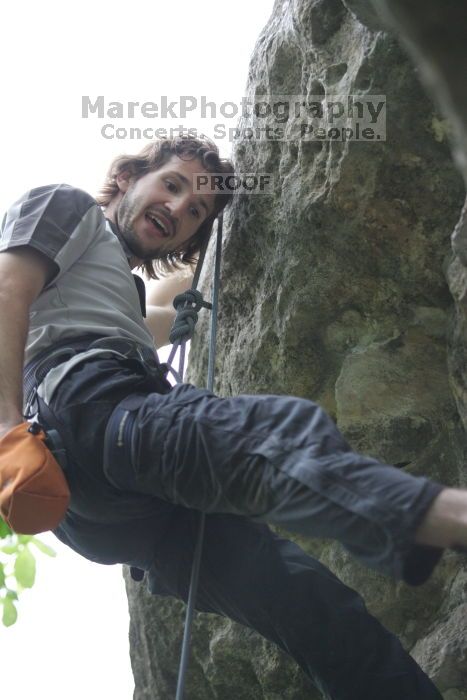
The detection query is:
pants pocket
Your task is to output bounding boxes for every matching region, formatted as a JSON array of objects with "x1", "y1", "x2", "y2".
[{"x1": 102, "y1": 393, "x2": 146, "y2": 490}]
